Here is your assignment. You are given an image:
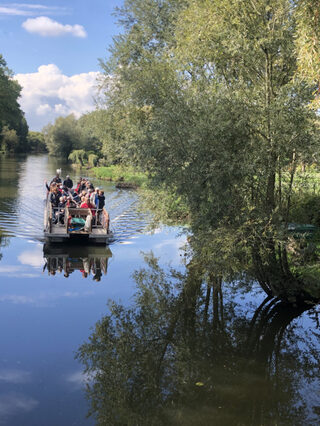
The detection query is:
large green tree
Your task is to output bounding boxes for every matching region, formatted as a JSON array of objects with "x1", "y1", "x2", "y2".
[
  {"x1": 43, "y1": 114, "x2": 85, "y2": 159},
  {"x1": 99, "y1": 0, "x2": 320, "y2": 283},
  {"x1": 0, "y1": 54, "x2": 28, "y2": 152}
]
